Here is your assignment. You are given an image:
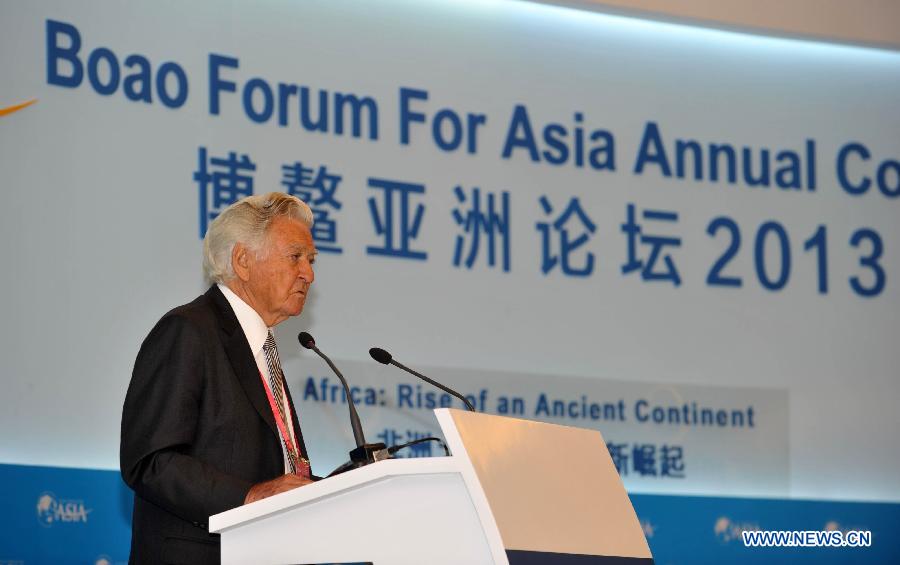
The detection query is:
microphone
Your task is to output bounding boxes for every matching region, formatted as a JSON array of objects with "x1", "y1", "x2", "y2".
[
  {"x1": 299, "y1": 332, "x2": 387, "y2": 467},
  {"x1": 369, "y1": 347, "x2": 476, "y2": 412}
]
